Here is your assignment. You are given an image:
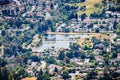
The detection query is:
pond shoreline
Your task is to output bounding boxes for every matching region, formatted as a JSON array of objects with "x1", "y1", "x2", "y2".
[
  {"x1": 32, "y1": 34, "x2": 89, "y2": 52},
  {"x1": 47, "y1": 31, "x2": 113, "y2": 35}
]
